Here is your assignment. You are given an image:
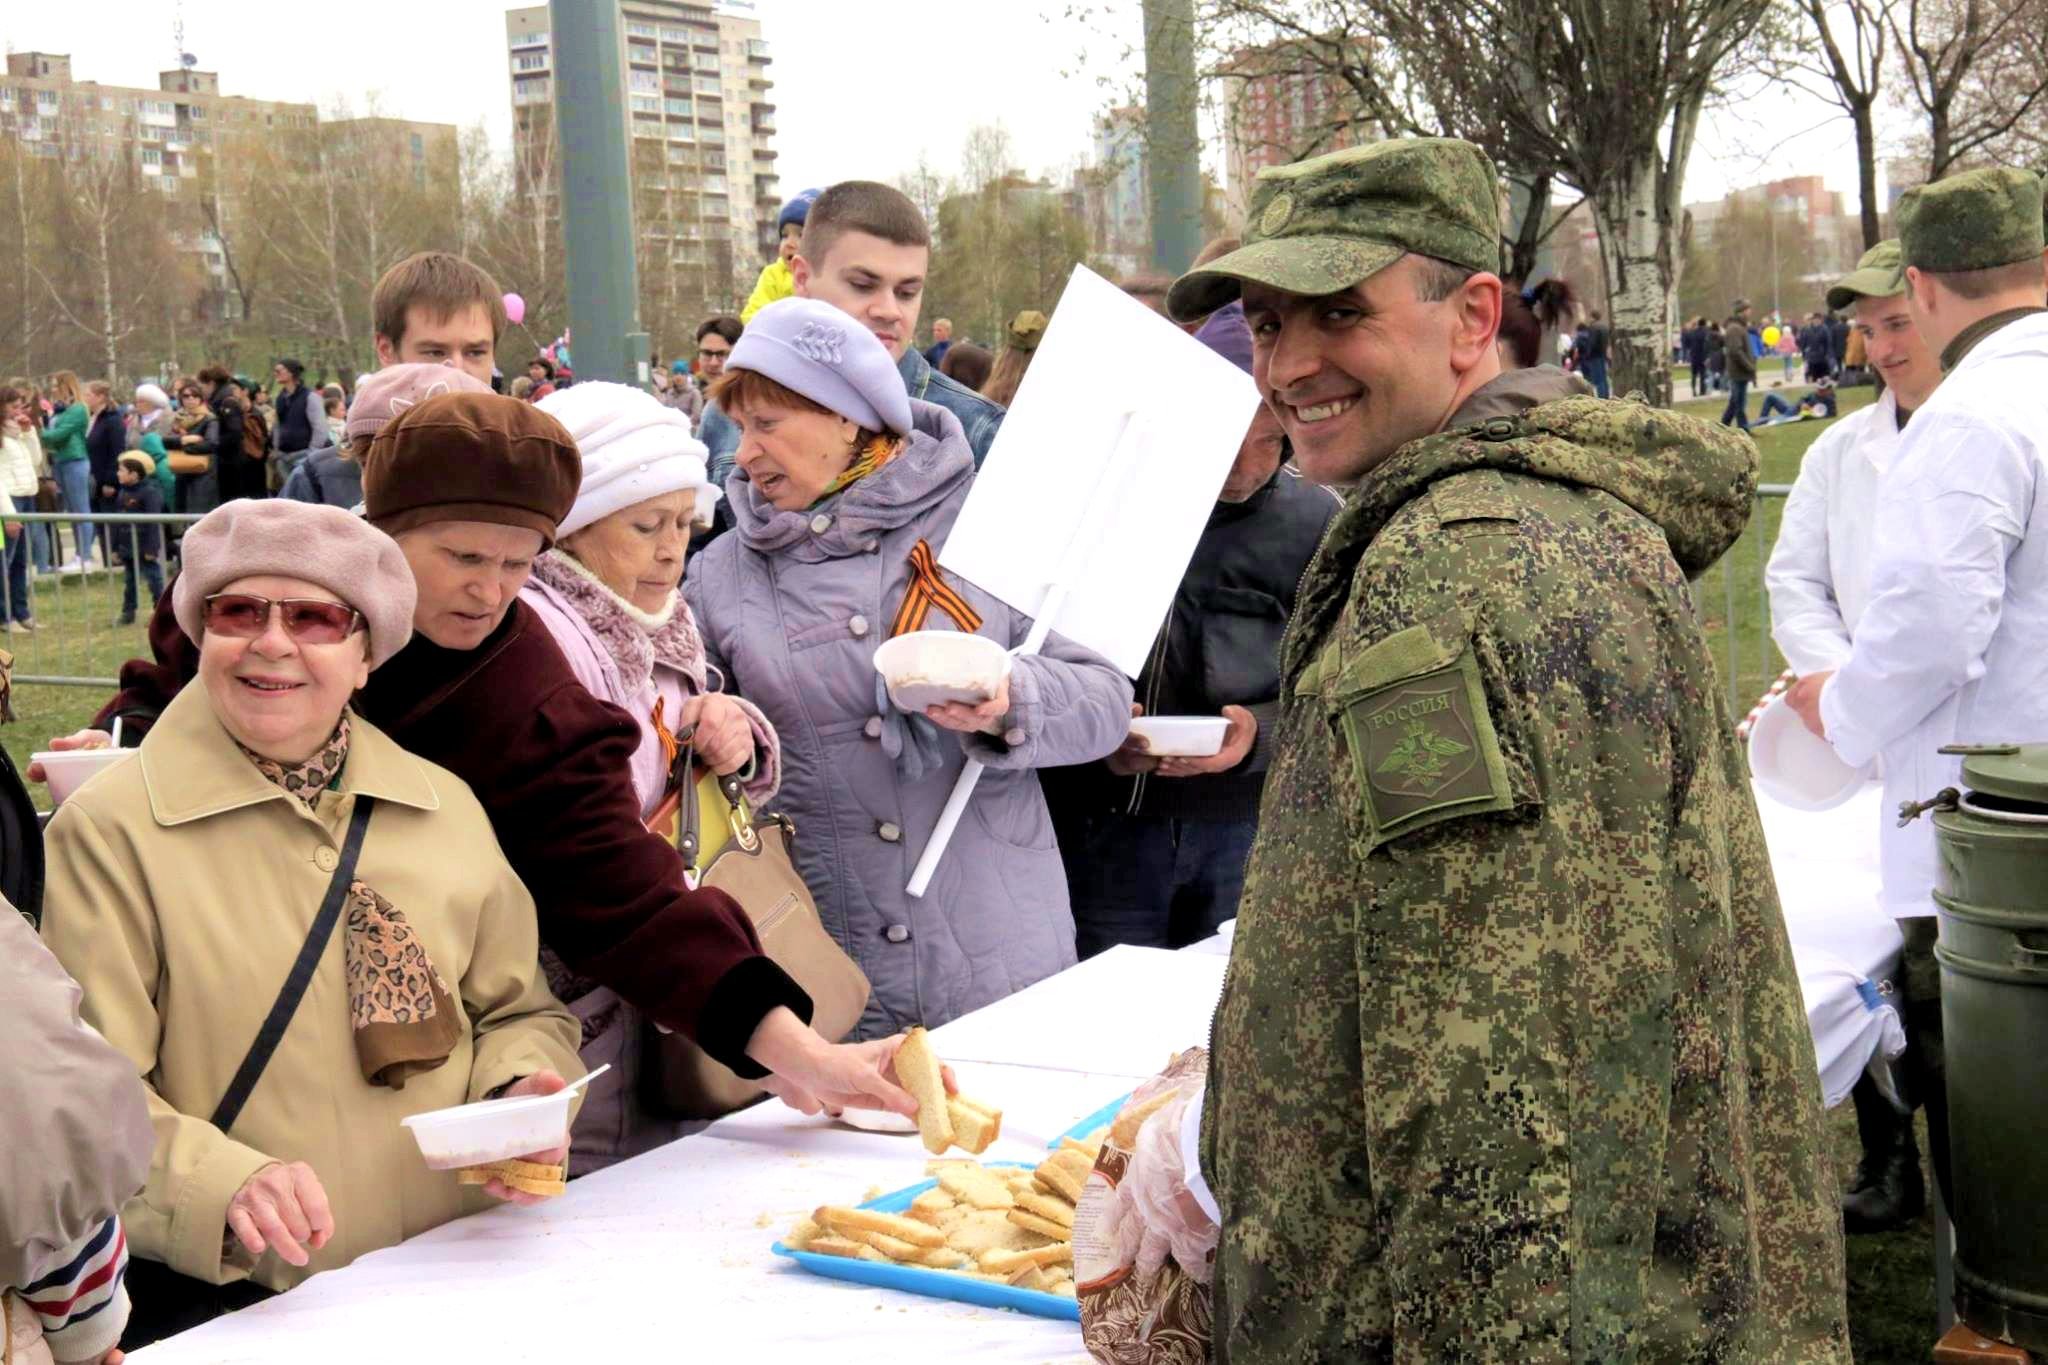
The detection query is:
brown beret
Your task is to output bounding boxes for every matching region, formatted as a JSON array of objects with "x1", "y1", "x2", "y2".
[
  {"x1": 172, "y1": 500, "x2": 416, "y2": 668},
  {"x1": 362, "y1": 390, "x2": 580, "y2": 546}
]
